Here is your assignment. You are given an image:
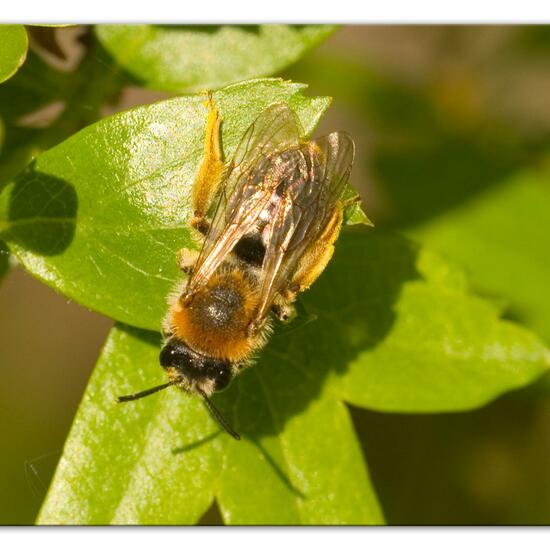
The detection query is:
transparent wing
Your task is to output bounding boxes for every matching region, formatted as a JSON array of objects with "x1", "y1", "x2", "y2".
[
  {"x1": 253, "y1": 132, "x2": 355, "y2": 323},
  {"x1": 185, "y1": 103, "x2": 302, "y2": 296}
]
